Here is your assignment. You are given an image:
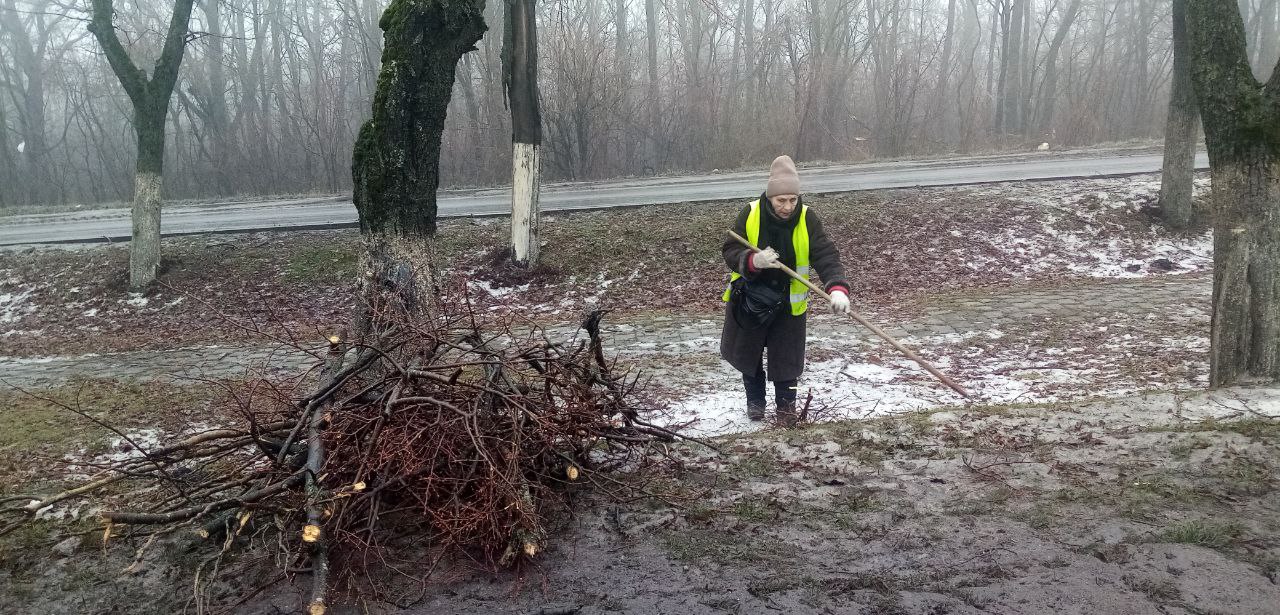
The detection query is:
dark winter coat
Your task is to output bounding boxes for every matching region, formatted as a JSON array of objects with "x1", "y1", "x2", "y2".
[{"x1": 720, "y1": 194, "x2": 849, "y2": 382}]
